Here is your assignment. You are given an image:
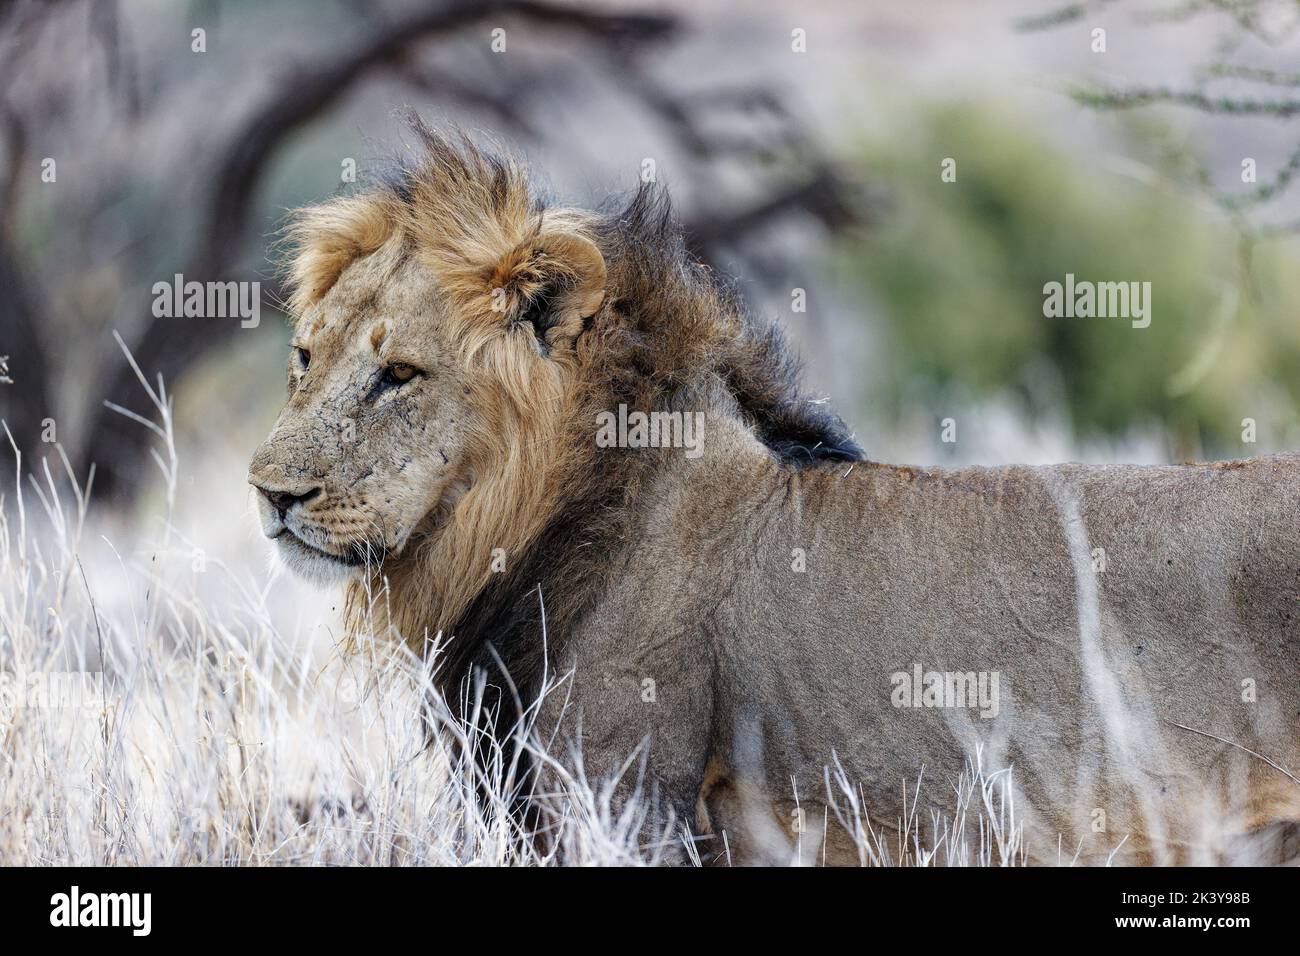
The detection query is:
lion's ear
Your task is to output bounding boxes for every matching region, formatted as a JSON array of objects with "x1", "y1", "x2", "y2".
[{"x1": 497, "y1": 231, "x2": 606, "y2": 355}]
